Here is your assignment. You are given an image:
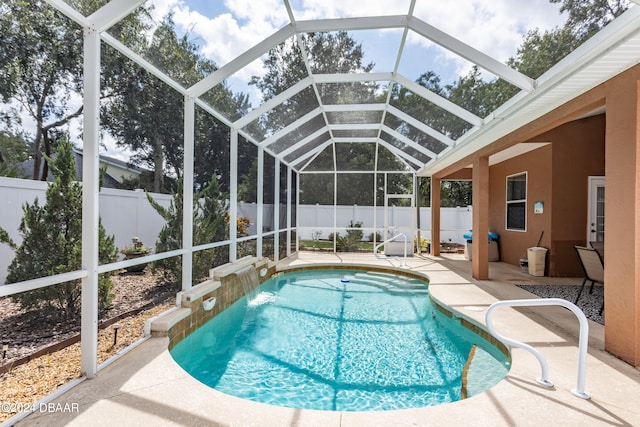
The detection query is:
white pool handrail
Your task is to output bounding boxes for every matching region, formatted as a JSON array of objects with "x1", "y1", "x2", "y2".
[
  {"x1": 374, "y1": 232, "x2": 408, "y2": 267},
  {"x1": 485, "y1": 298, "x2": 590, "y2": 399}
]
